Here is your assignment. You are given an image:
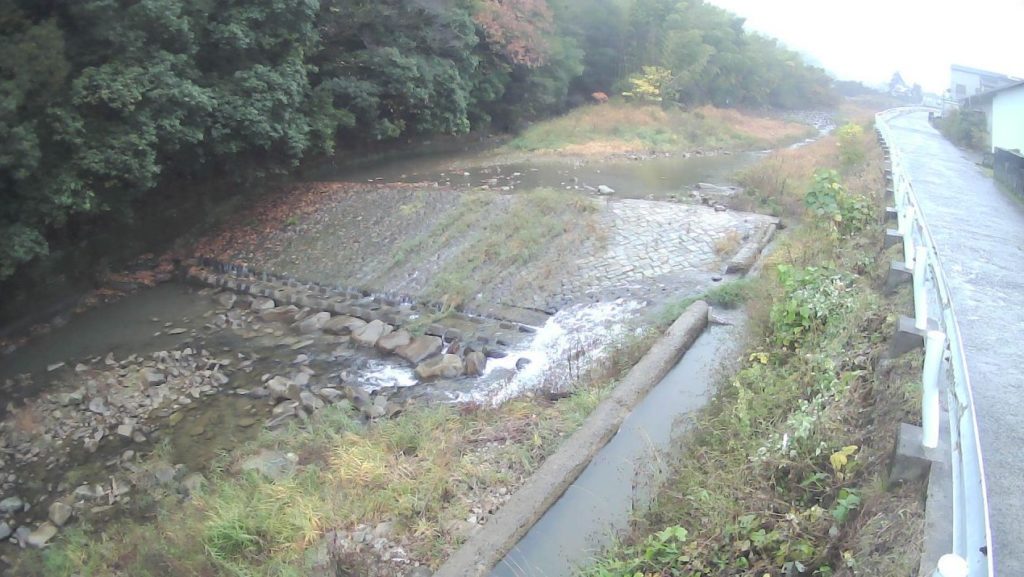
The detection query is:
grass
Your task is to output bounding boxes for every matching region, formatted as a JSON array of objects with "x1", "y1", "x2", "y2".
[
  {"x1": 505, "y1": 102, "x2": 816, "y2": 157},
  {"x1": 18, "y1": 299, "x2": 669, "y2": 577},
  {"x1": 582, "y1": 122, "x2": 926, "y2": 576}
]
